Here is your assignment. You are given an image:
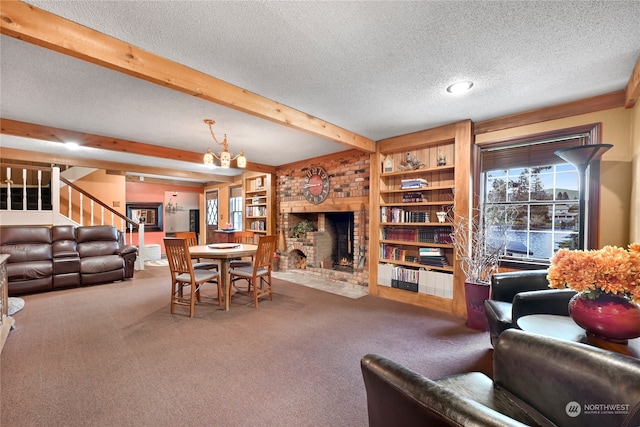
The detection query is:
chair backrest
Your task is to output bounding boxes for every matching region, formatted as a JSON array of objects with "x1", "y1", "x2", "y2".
[
  {"x1": 164, "y1": 238, "x2": 195, "y2": 277},
  {"x1": 253, "y1": 235, "x2": 277, "y2": 272},
  {"x1": 232, "y1": 231, "x2": 255, "y2": 244},
  {"x1": 490, "y1": 269, "x2": 549, "y2": 302},
  {"x1": 173, "y1": 231, "x2": 198, "y2": 246}
]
